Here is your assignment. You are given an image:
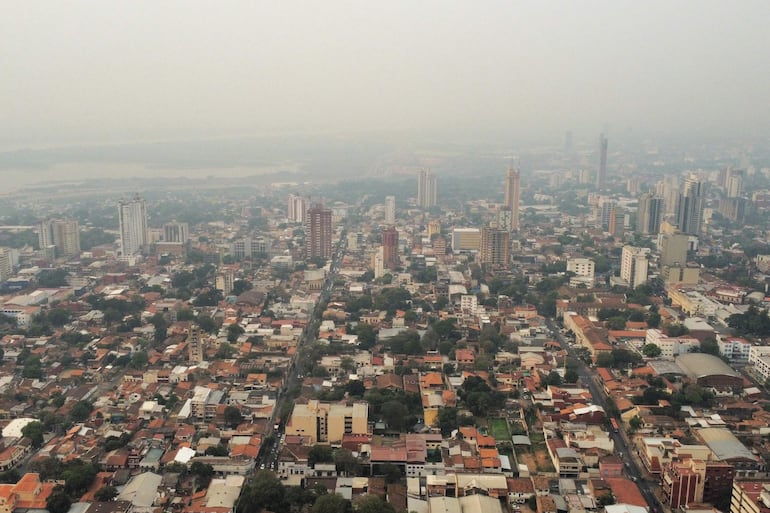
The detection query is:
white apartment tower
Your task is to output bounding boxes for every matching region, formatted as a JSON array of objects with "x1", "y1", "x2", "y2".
[
  {"x1": 118, "y1": 195, "x2": 149, "y2": 256},
  {"x1": 287, "y1": 194, "x2": 307, "y2": 223},
  {"x1": 384, "y1": 195, "x2": 396, "y2": 224},
  {"x1": 620, "y1": 246, "x2": 650, "y2": 289}
]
